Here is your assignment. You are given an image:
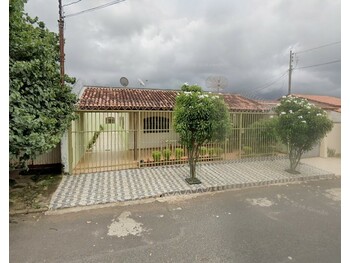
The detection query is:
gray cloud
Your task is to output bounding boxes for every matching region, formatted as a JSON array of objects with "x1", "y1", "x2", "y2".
[{"x1": 25, "y1": 0, "x2": 340, "y2": 99}]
